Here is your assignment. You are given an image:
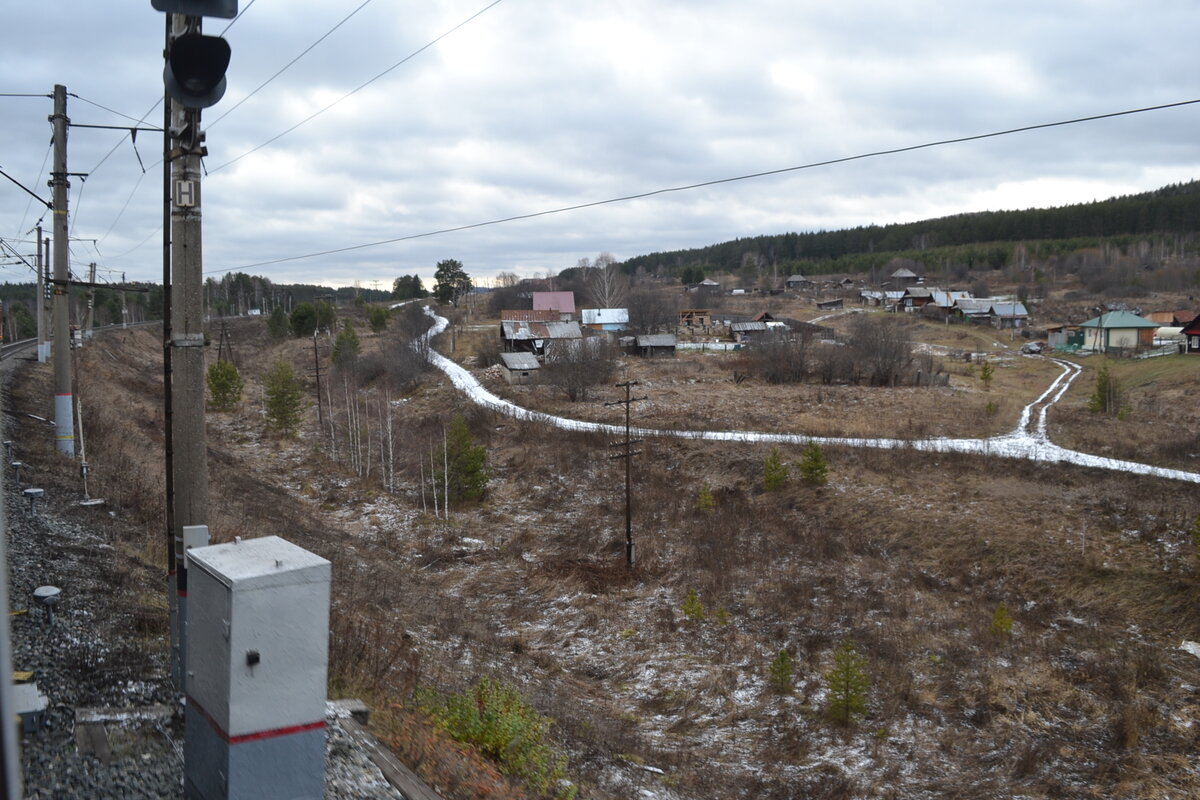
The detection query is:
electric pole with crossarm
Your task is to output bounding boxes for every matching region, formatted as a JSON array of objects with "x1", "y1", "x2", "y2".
[{"x1": 606, "y1": 381, "x2": 645, "y2": 566}]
